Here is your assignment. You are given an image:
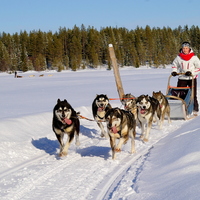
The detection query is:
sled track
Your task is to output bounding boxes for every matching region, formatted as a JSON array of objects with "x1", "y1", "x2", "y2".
[
  {"x1": 88, "y1": 145, "x2": 152, "y2": 200},
  {"x1": 0, "y1": 153, "x2": 50, "y2": 180},
  {"x1": 0, "y1": 136, "x2": 100, "y2": 180},
  {"x1": 1, "y1": 136, "x2": 101, "y2": 200},
  {"x1": 87, "y1": 121, "x2": 188, "y2": 200},
  {"x1": 1, "y1": 154, "x2": 81, "y2": 200},
  {"x1": 1, "y1": 120, "x2": 188, "y2": 200}
]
